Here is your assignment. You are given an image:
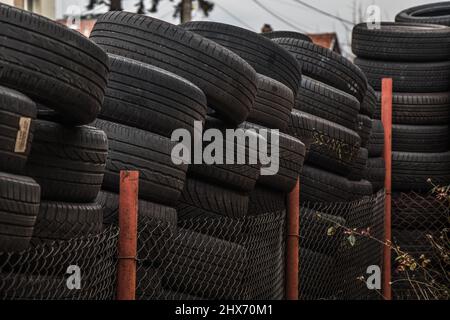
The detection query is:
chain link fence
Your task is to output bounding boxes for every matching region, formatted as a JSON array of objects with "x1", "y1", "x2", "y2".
[
  {"x1": 0, "y1": 226, "x2": 119, "y2": 300},
  {"x1": 391, "y1": 191, "x2": 449, "y2": 300},
  {"x1": 136, "y1": 210, "x2": 286, "y2": 300},
  {"x1": 5, "y1": 188, "x2": 446, "y2": 300},
  {"x1": 299, "y1": 190, "x2": 386, "y2": 300}
]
